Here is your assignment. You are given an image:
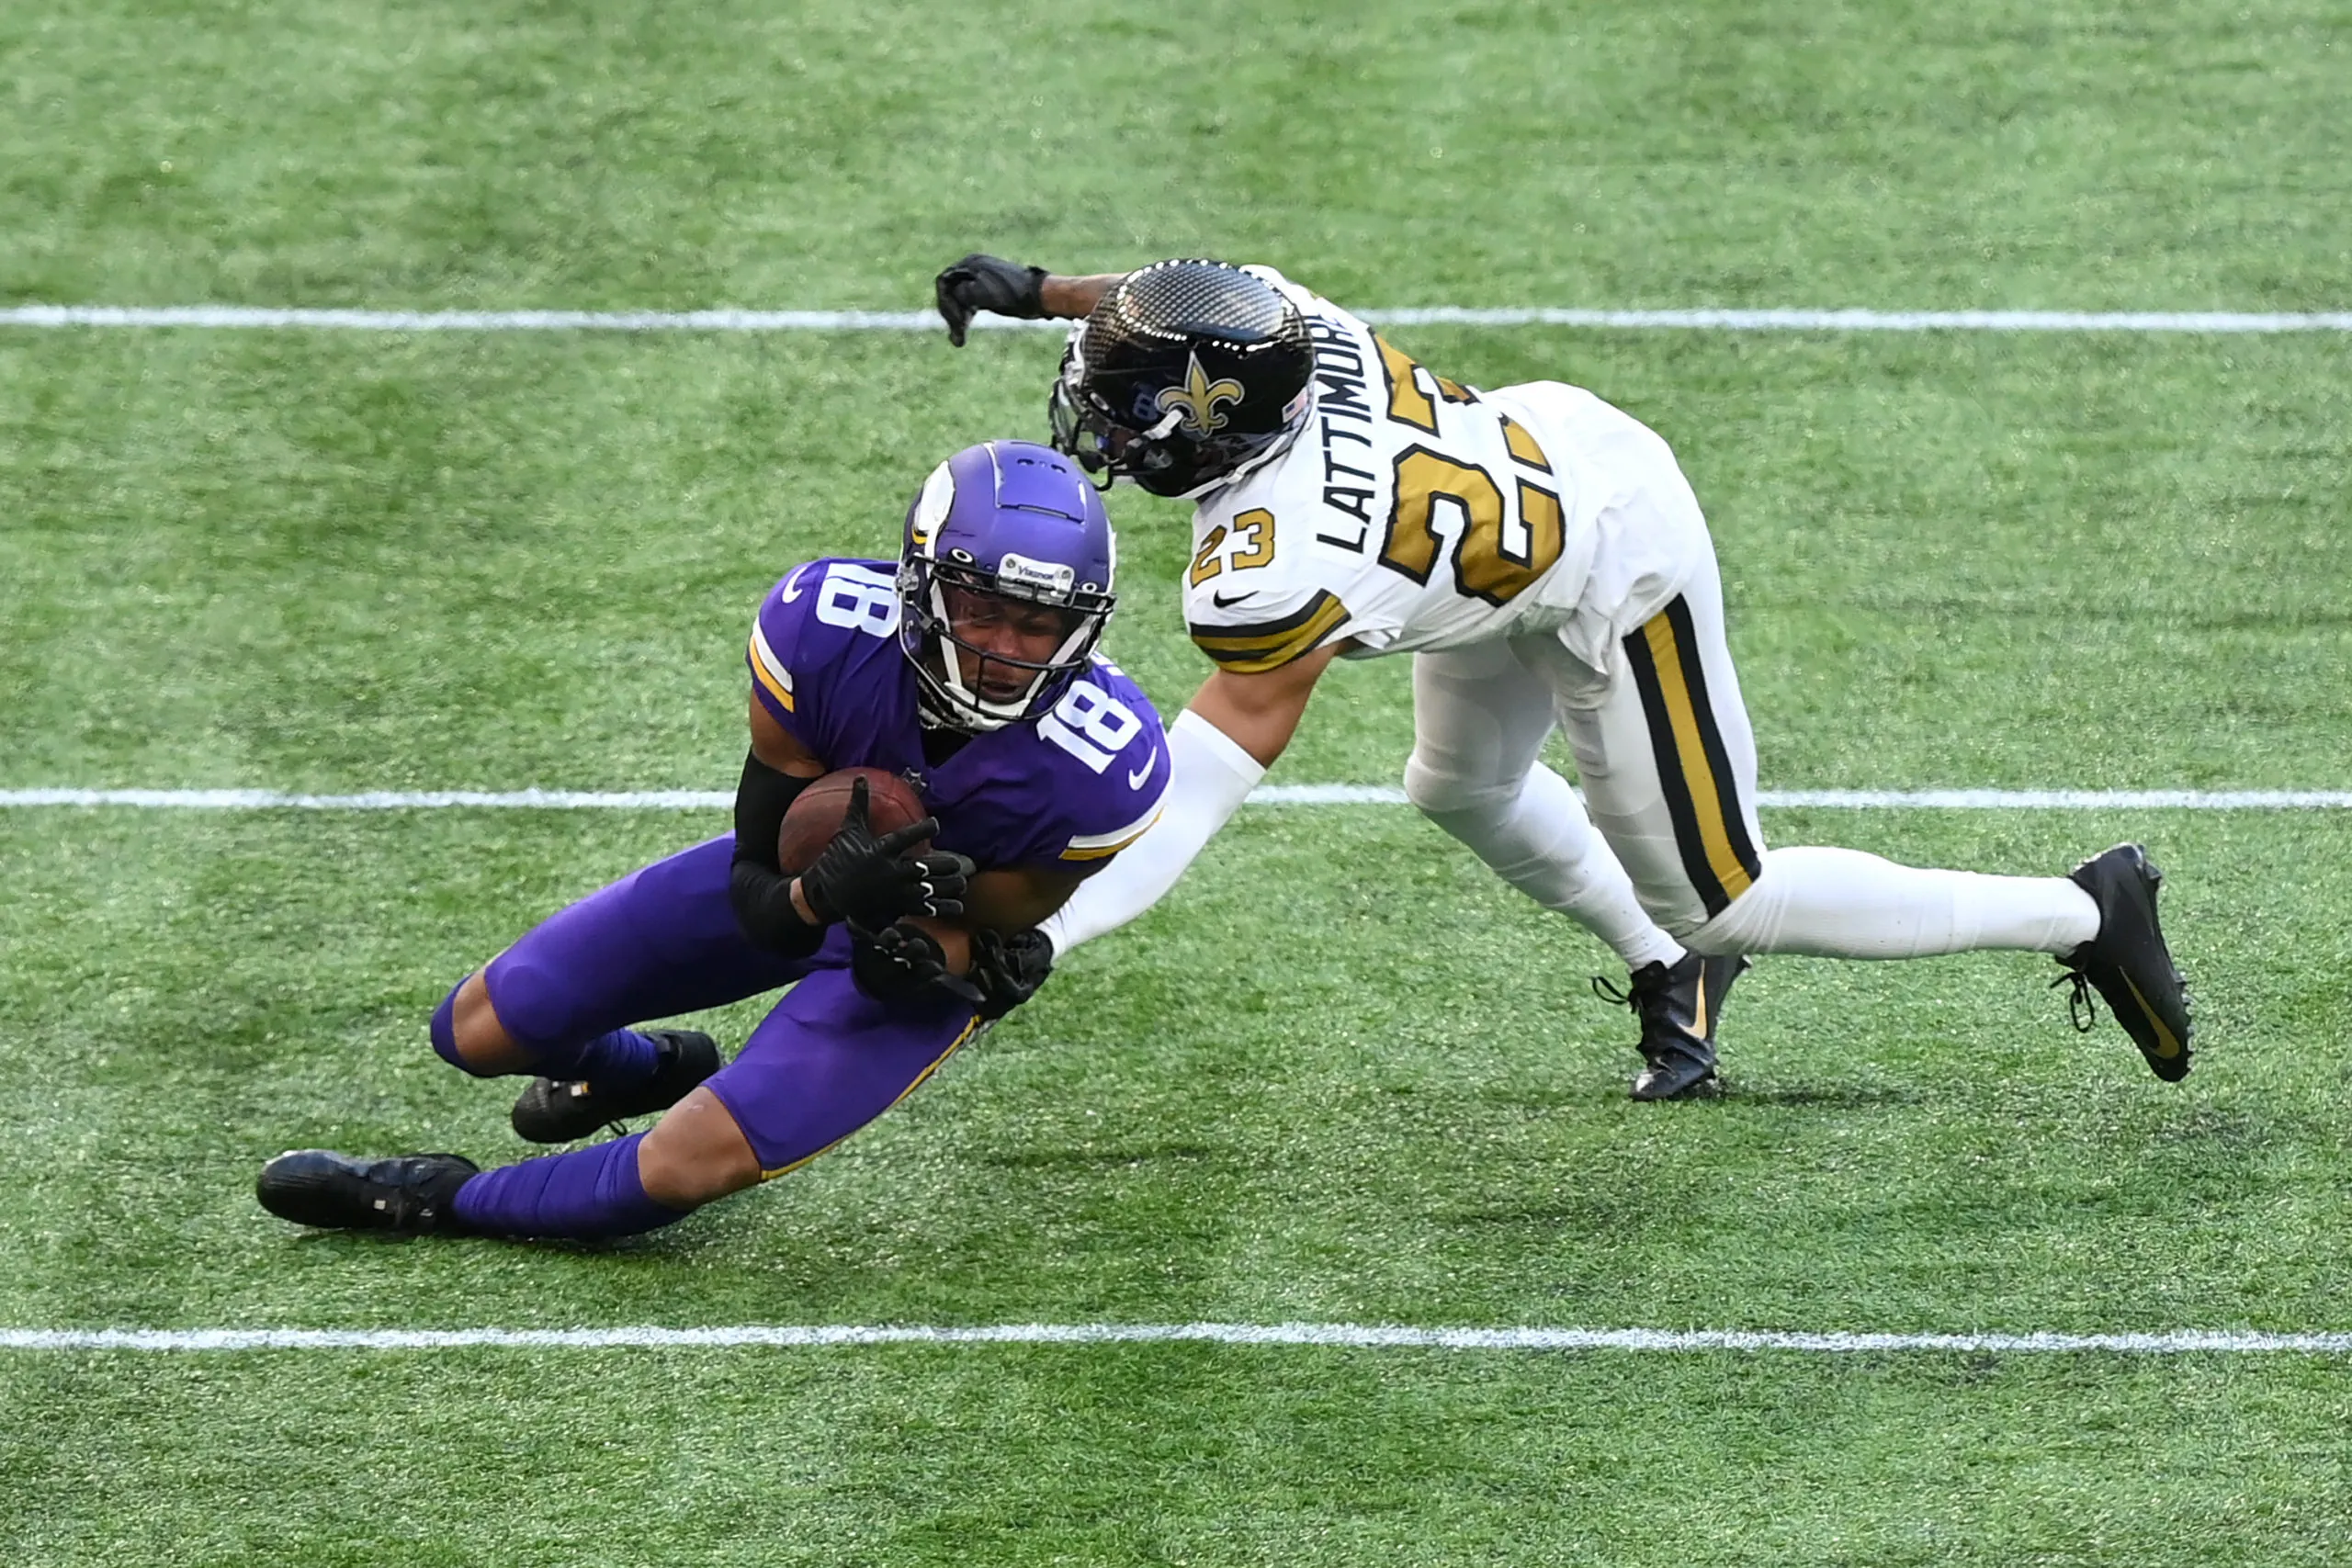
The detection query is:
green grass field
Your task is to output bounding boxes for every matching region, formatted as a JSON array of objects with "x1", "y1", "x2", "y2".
[{"x1": 5, "y1": 1, "x2": 2350, "y2": 1562}]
